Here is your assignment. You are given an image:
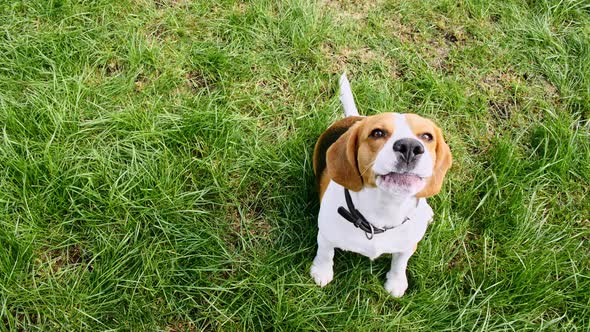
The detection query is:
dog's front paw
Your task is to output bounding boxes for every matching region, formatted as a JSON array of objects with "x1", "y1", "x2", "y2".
[
  {"x1": 310, "y1": 263, "x2": 333, "y2": 287},
  {"x1": 384, "y1": 274, "x2": 408, "y2": 298}
]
